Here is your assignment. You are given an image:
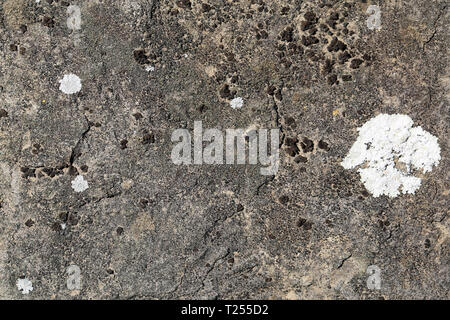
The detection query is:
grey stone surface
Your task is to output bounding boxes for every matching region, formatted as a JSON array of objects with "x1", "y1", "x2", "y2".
[{"x1": 0, "y1": 0, "x2": 448, "y2": 299}]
